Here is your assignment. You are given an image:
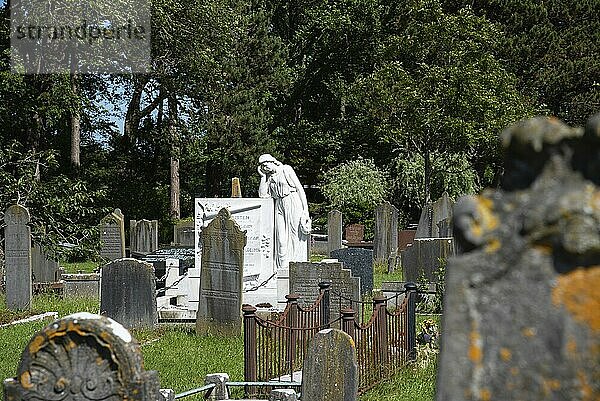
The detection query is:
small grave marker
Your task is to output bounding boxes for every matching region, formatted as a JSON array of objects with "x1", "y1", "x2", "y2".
[{"x1": 345, "y1": 224, "x2": 364, "y2": 243}]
